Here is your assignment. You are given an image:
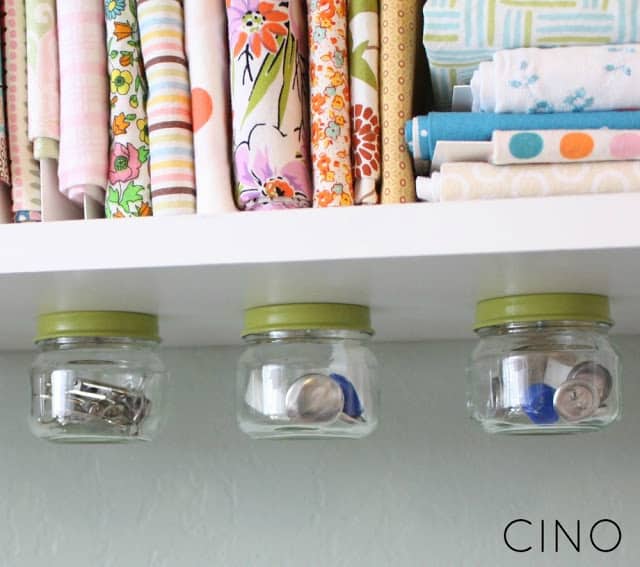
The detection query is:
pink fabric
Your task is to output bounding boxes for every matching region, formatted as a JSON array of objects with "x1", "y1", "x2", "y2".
[{"x1": 57, "y1": 0, "x2": 108, "y2": 203}]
